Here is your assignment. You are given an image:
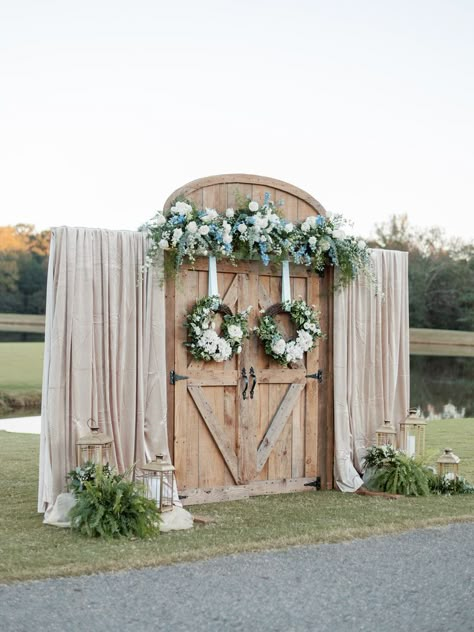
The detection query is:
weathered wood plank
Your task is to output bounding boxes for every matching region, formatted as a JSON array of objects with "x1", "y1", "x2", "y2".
[
  {"x1": 188, "y1": 384, "x2": 239, "y2": 484},
  {"x1": 257, "y1": 382, "x2": 305, "y2": 473},
  {"x1": 180, "y1": 477, "x2": 317, "y2": 505}
]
